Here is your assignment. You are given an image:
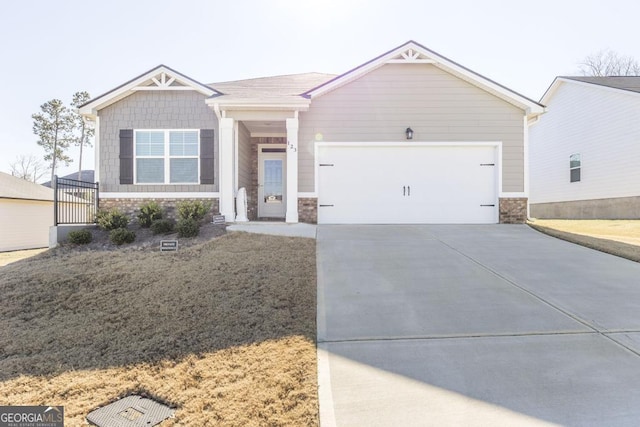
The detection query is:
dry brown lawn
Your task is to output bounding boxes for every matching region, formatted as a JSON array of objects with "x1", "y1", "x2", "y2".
[
  {"x1": 528, "y1": 219, "x2": 640, "y2": 263},
  {"x1": 0, "y1": 232, "x2": 318, "y2": 426}
]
